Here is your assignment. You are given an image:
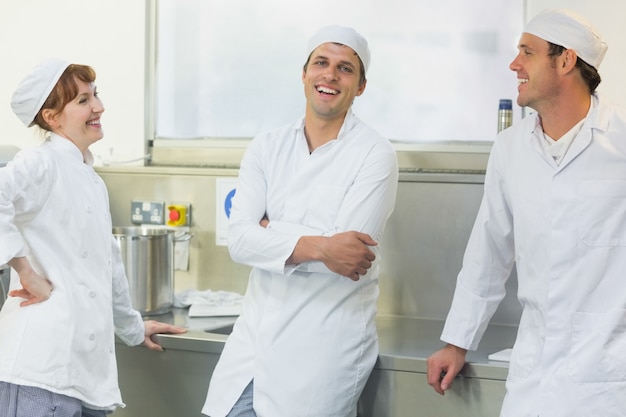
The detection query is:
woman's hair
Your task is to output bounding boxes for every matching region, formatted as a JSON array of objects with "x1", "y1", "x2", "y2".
[{"x1": 32, "y1": 64, "x2": 96, "y2": 131}]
